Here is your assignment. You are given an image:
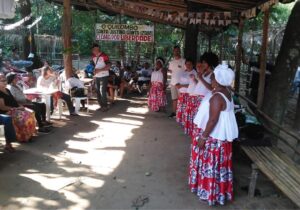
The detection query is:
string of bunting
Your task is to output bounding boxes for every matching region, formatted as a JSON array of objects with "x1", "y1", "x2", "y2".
[
  {"x1": 99, "y1": 0, "x2": 280, "y2": 26},
  {"x1": 123, "y1": 1, "x2": 239, "y2": 27},
  {"x1": 241, "y1": 0, "x2": 279, "y2": 18}
]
